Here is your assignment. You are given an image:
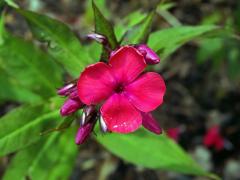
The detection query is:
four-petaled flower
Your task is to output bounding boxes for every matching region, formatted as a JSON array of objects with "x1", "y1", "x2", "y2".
[{"x1": 77, "y1": 46, "x2": 166, "y2": 134}]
